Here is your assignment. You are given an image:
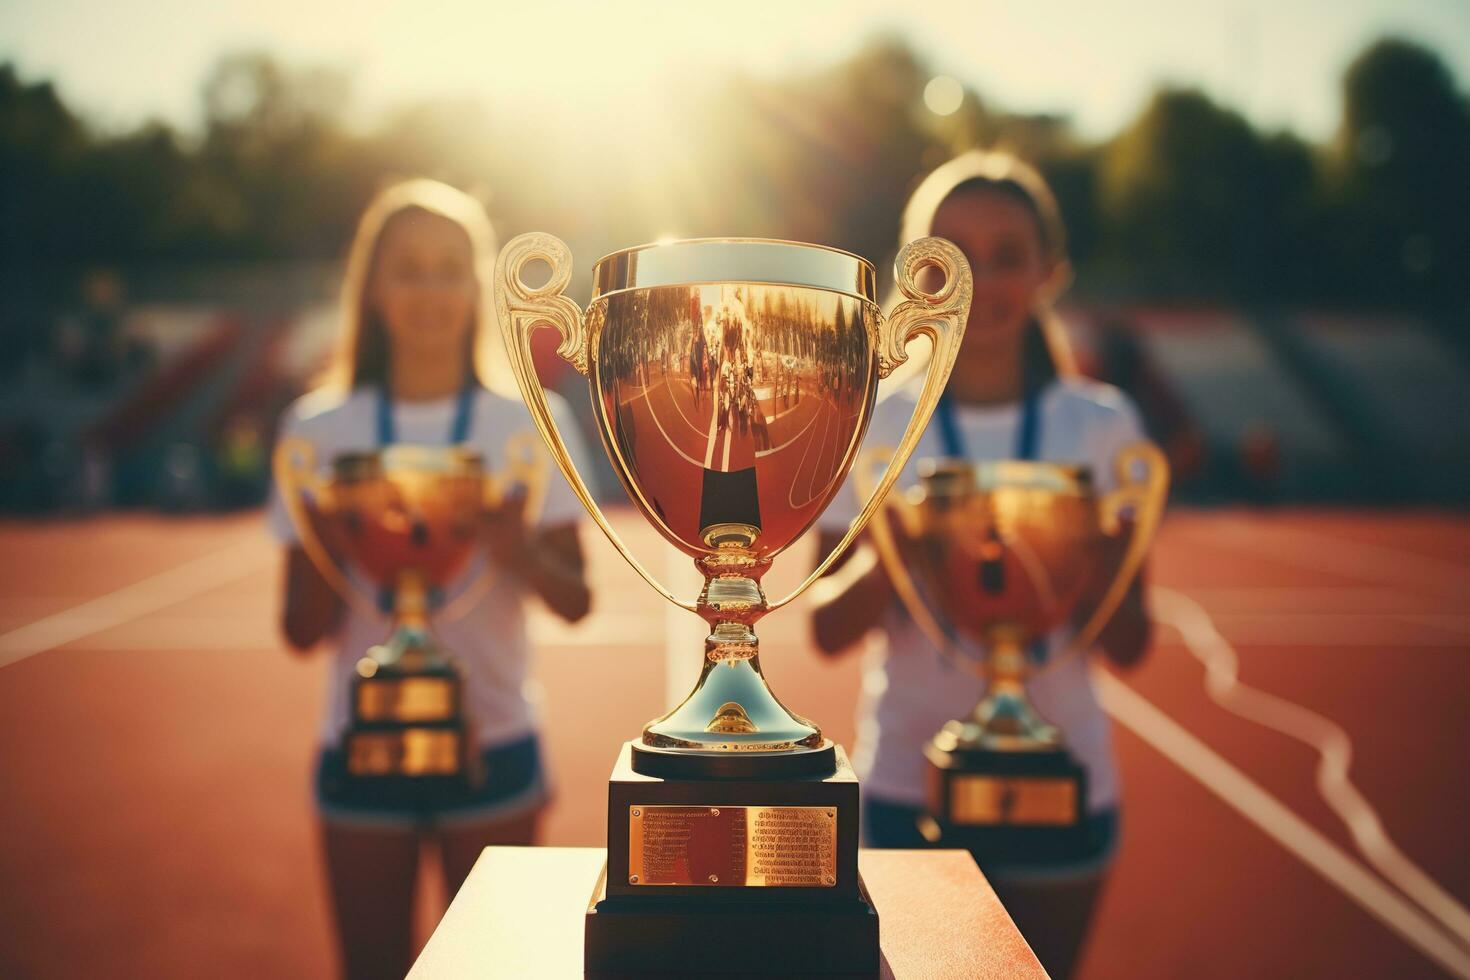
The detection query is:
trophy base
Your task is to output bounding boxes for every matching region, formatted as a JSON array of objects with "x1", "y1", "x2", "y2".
[
  {"x1": 630, "y1": 739, "x2": 838, "y2": 780},
  {"x1": 584, "y1": 861, "x2": 879, "y2": 978},
  {"x1": 922, "y1": 740, "x2": 1092, "y2": 864},
  {"x1": 605, "y1": 741, "x2": 861, "y2": 899},
  {"x1": 345, "y1": 725, "x2": 464, "y2": 772},
  {"x1": 592, "y1": 741, "x2": 876, "y2": 975},
  {"x1": 321, "y1": 731, "x2": 475, "y2": 809}
]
